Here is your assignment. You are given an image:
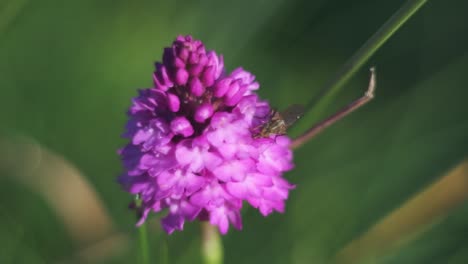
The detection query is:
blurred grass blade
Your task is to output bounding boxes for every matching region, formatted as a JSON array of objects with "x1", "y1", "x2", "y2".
[
  {"x1": 292, "y1": 68, "x2": 375, "y2": 149},
  {"x1": 0, "y1": 136, "x2": 130, "y2": 263},
  {"x1": 301, "y1": 0, "x2": 428, "y2": 127},
  {"x1": 335, "y1": 159, "x2": 468, "y2": 264},
  {"x1": 0, "y1": 136, "x2": 114, "y2": 245},
  {"x1": 0, "y1": 0, "x2": 29, "y2": 38}
]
